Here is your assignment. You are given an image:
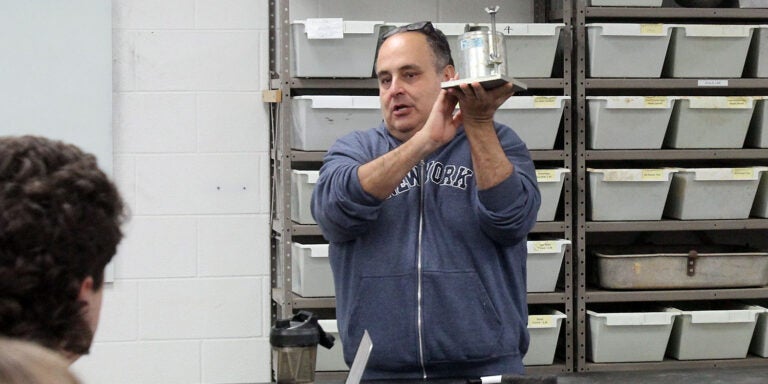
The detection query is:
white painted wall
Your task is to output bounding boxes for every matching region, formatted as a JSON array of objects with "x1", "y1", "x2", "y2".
[{"x1": 71, "y1": 1, "x2": 272, "y2": 383}]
